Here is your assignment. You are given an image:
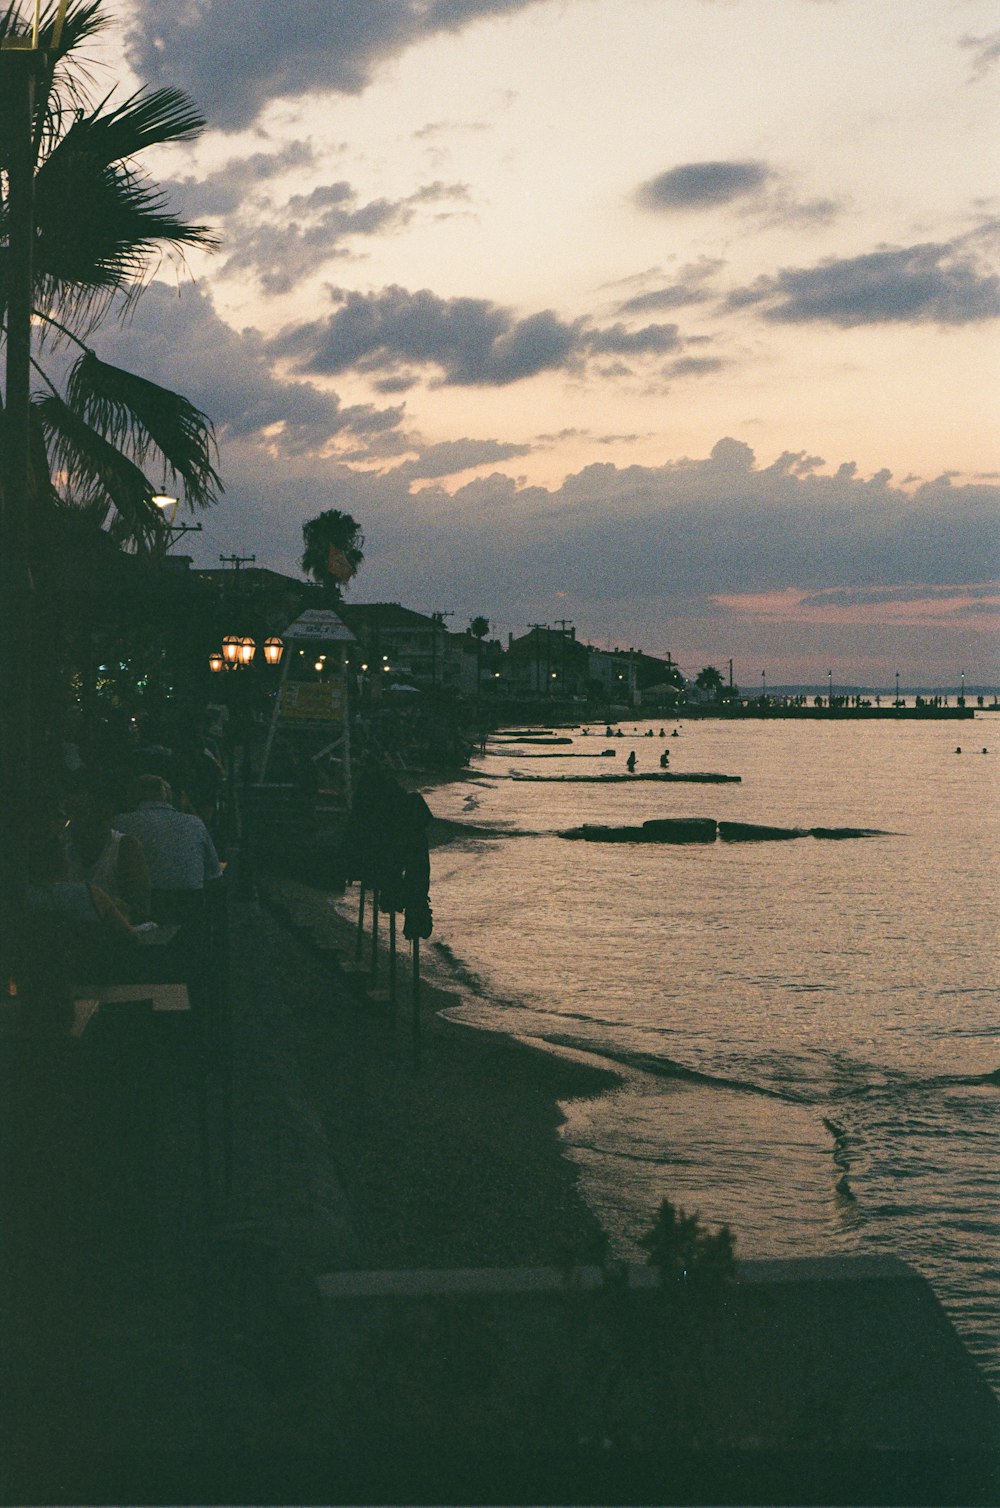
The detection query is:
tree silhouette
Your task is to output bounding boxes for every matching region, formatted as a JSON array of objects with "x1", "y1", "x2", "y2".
[
  {"x1": 695, "y1": 666, "x2": 725, "y2": 701},
  {"x1": 1, "y1": 0, "x2": 221, "y2": 552},
  {"x1": 301, "y1": 508, "x2": 365, "y2": 598},
  {"x1": 469, "y1": 615, "x2": 490, "y2": 697}
]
